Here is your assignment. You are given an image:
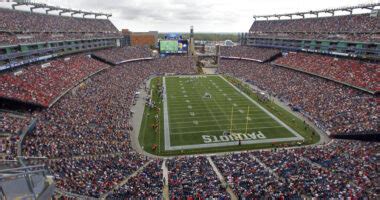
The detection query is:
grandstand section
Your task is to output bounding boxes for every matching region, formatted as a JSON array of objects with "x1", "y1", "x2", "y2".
[
  {"x1": 0, "y1": 1, "x2": 378, "y2": 199},
  {"x1": 247, "y1": 3, "x2": 380, "y2": 58},
  {"x1": 0, "y1": 6, "x2": 122, "y2": 72},
  {"x1": 273, "y1": 52, "x2": 380, "y2": 93},
  {"x1": 0, "y1": 54, "x2": 109, "y2": 107}
]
